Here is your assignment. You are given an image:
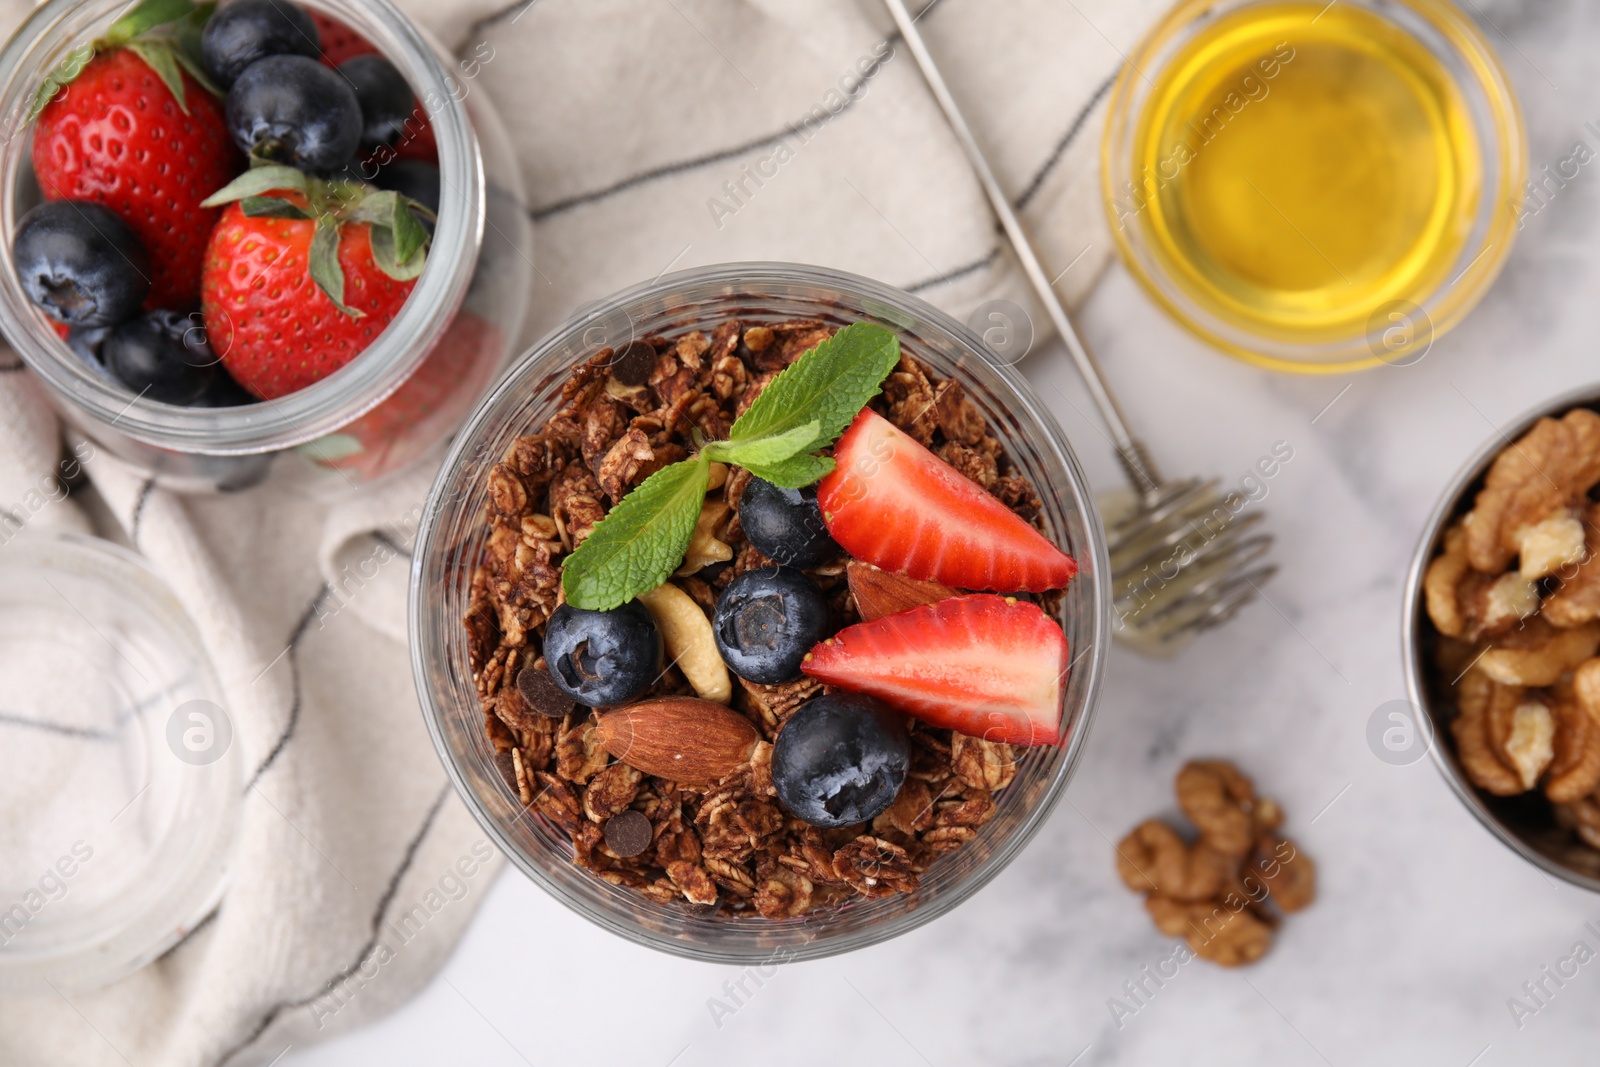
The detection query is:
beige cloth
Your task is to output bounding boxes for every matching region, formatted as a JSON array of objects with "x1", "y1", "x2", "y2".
[{"x1": 0, "y1": 0, "x2": 1162, "y2": 1064}]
